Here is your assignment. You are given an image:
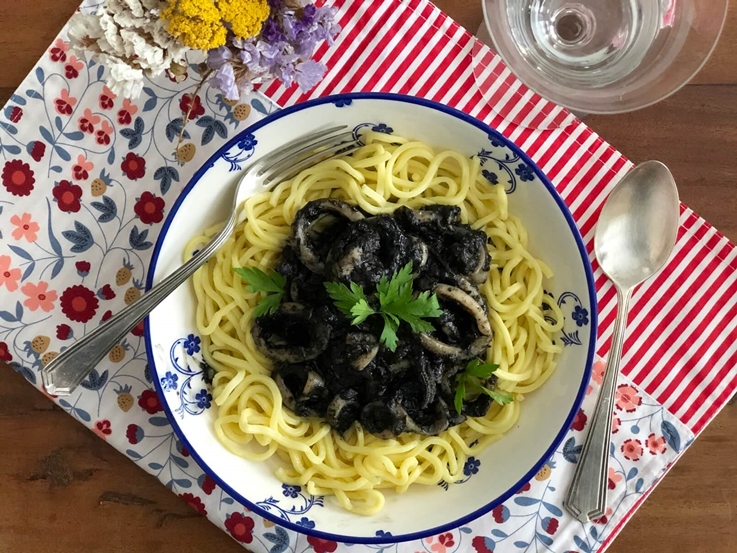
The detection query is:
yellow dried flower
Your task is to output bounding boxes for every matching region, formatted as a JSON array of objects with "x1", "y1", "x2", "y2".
[
  {"x1": 217, "y1": 0, "x2": 270, "y2": 39},
  {"x1": 162, "y1": 0, "x2": 228, "y2": 50}
]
